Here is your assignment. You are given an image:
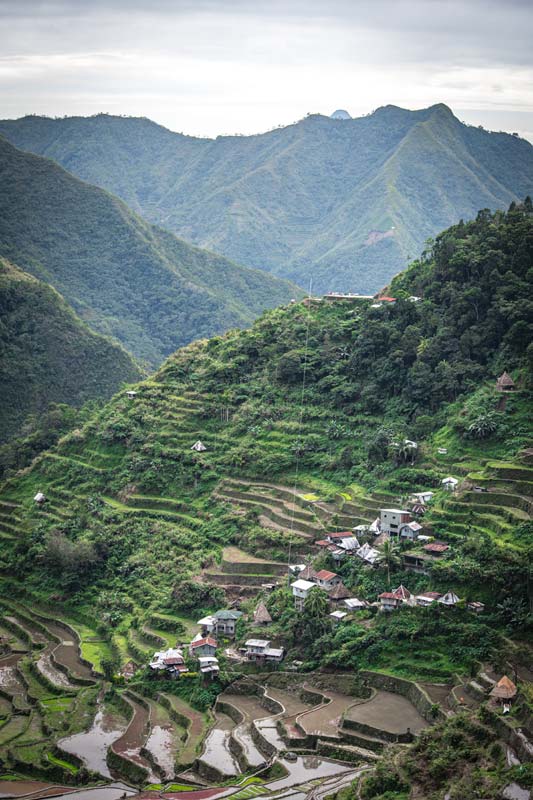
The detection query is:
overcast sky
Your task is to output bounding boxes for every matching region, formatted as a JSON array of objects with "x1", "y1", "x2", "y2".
[{"x1": 1, "y1": 0, "x2": 532, "y2": 141}]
